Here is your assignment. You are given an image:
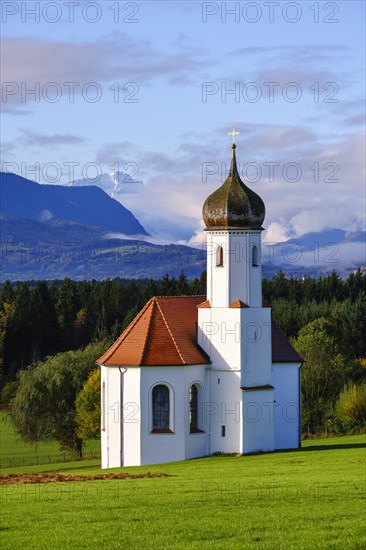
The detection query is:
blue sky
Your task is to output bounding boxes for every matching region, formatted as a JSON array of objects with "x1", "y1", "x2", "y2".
[{"x1": 1, "y1": 1, "x2": 365, "y2": 251}]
